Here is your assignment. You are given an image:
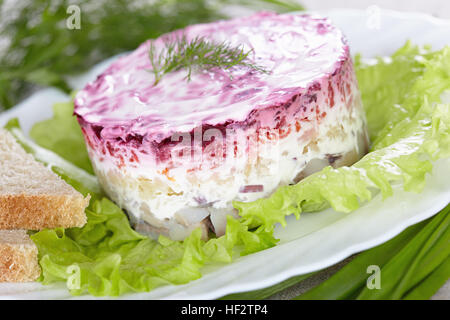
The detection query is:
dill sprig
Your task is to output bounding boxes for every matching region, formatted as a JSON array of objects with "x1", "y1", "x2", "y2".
[{"x1": 149, "y1": 36, "x2": 269, "y2": 85}]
